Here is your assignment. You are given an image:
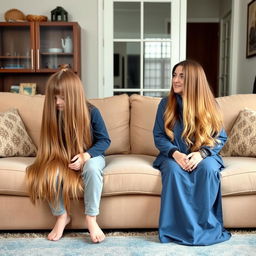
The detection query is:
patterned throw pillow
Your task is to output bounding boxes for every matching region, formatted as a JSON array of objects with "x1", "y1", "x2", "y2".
[
  {"x1": 0, "y1": 109, "x2": 37, "y2": 157},
  {"x1": 220, "y1": 108, "x2": 256, "y2": 157}
]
